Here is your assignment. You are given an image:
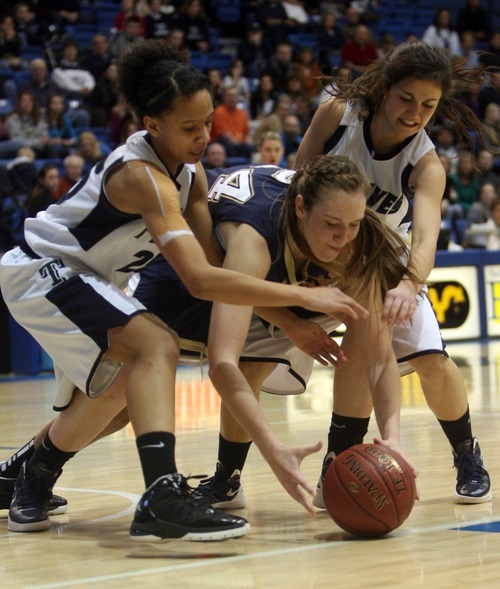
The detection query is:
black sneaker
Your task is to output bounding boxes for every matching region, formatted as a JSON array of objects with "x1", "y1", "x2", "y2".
[
  {"x1": 453, "y1": 438, "x2": 492, "y2": 504},
  {"x1": 130, "y1": 473, "x2": 251, "y2": 542},
  {"x1": 0, "y1": 469, "x2": 67, "y2": 515},
  {"x1": 194, "y1": 462, "x2": 247, "y2": 509},
  {"x1": 312, "y1": 451, "x2": 335, "y2": 509},
  {"x1": 8, "y1": 462, "x2": 61, "y2": 532}
]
